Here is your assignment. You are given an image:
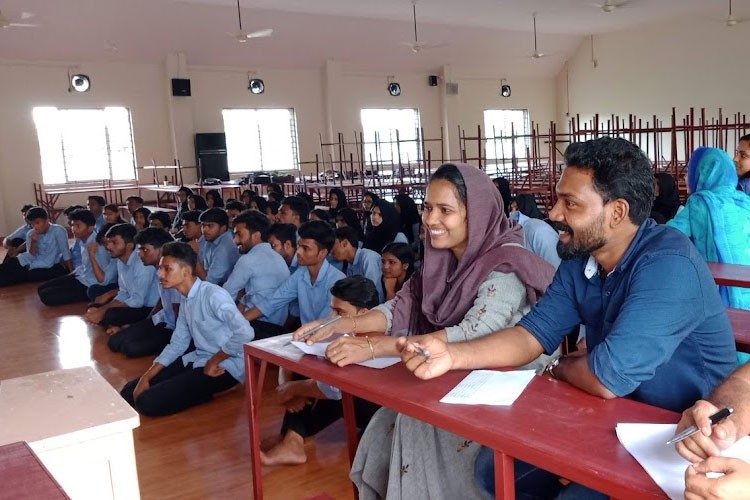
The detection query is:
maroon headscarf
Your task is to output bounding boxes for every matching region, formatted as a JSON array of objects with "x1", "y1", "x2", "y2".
[{"x1": 390, "y1": 163, "x2": 555, "y2": 335}]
